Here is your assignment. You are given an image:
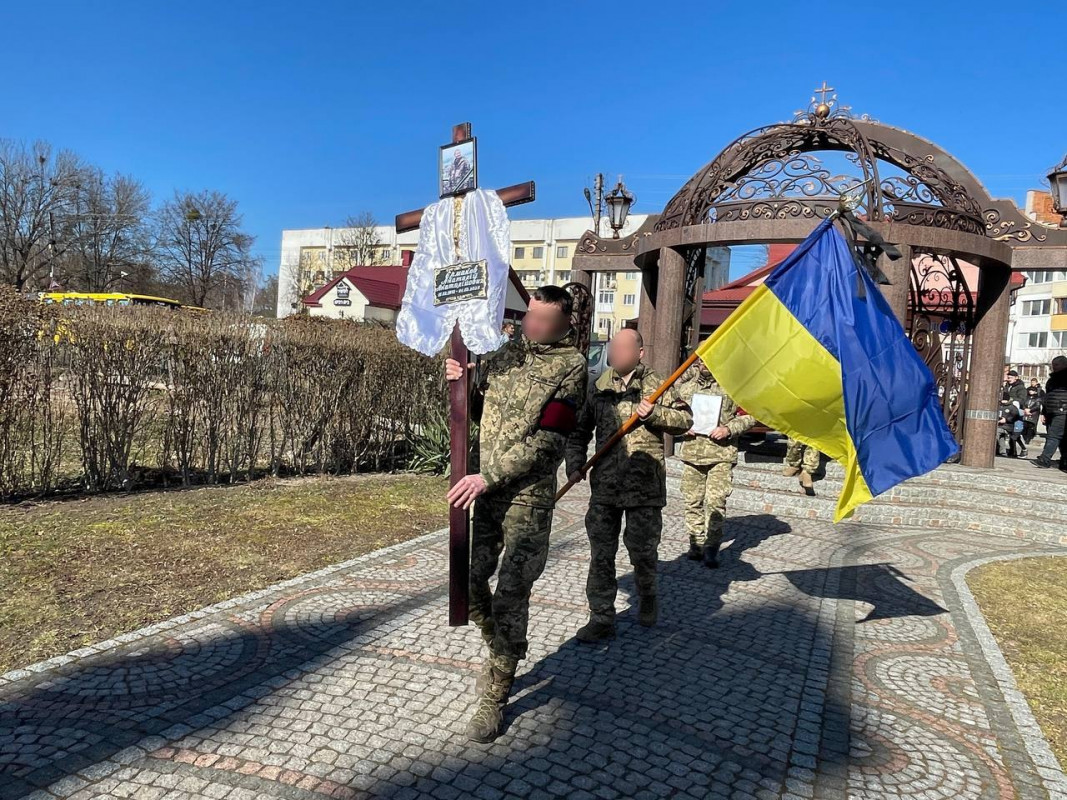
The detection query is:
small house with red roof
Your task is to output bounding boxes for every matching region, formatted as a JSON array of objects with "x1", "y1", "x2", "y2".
[
  {"x1": 302, "y1": 266, "x2": 411, "y2": 323},
  {"x1": 300, "y1": 263, "x2": 532, "y2": 324}
]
